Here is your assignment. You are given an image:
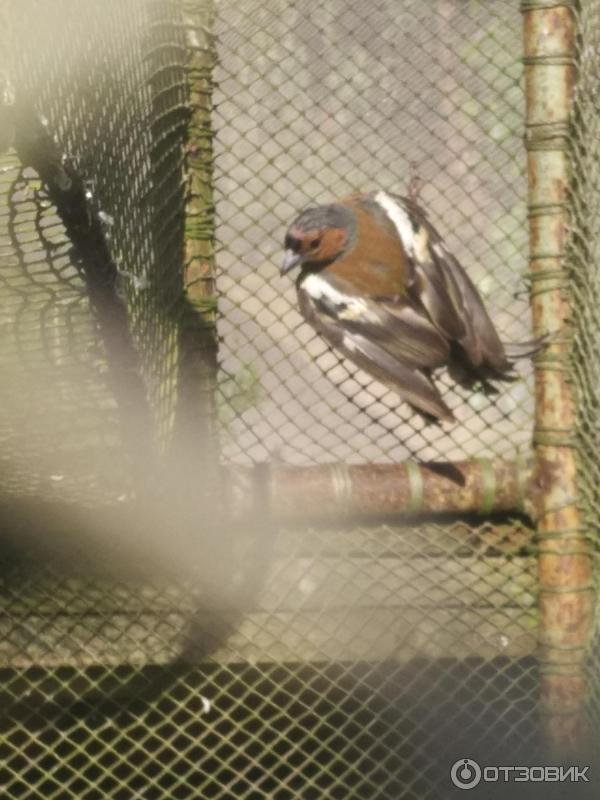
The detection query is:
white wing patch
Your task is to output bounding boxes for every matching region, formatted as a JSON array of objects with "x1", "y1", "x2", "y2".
[
  {"x1": 302, "y1": 273, "x2": 353, "y2": 305},
  {"x1": 412, "y1": 224, "x2": 430, "y2": 263},
  {"x1": 338, "y1": 305, "x2": 367, "y2": 321},
  {"x1": 374, "y1": 190, "x2": 415, "y2": 255},
  {"x1": 302, "y1": 273, "x2": 377, "y2": 321}
]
